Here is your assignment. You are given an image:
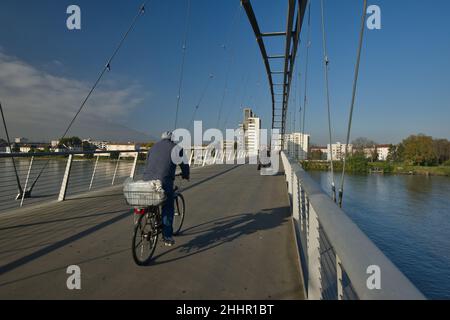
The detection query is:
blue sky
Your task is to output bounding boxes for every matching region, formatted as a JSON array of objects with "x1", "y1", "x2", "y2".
[{"x1": 0, "y1": 0, "x2": 449, "y2": 145}]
